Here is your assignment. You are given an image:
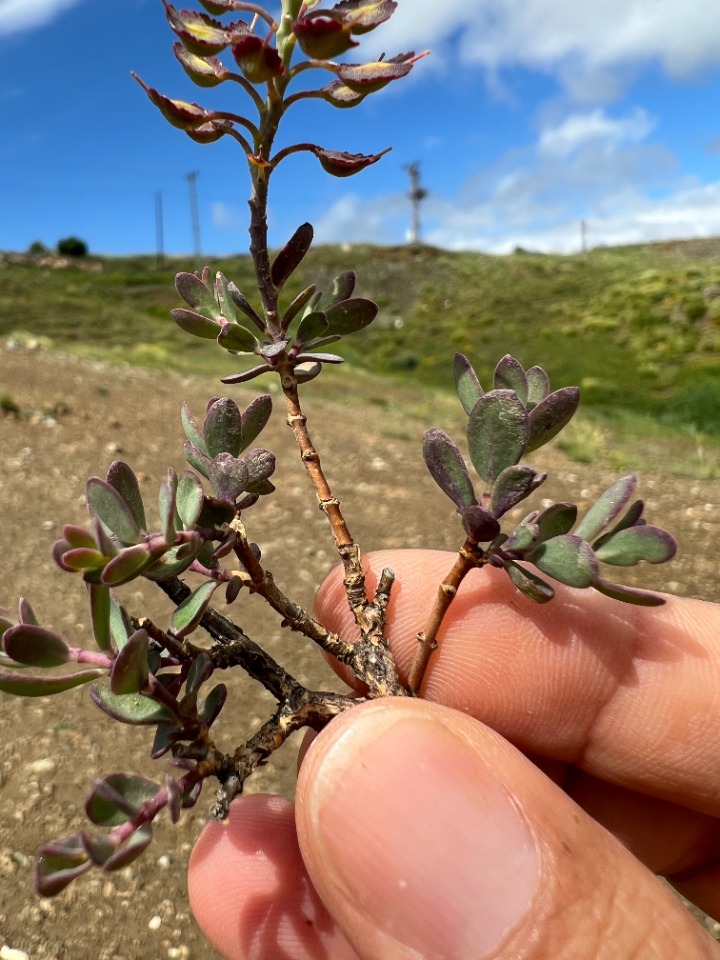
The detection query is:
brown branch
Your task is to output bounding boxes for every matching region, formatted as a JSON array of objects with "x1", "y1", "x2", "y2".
[{"x1": 407, "y1": 540, "x2": 489, "y2": 695}]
